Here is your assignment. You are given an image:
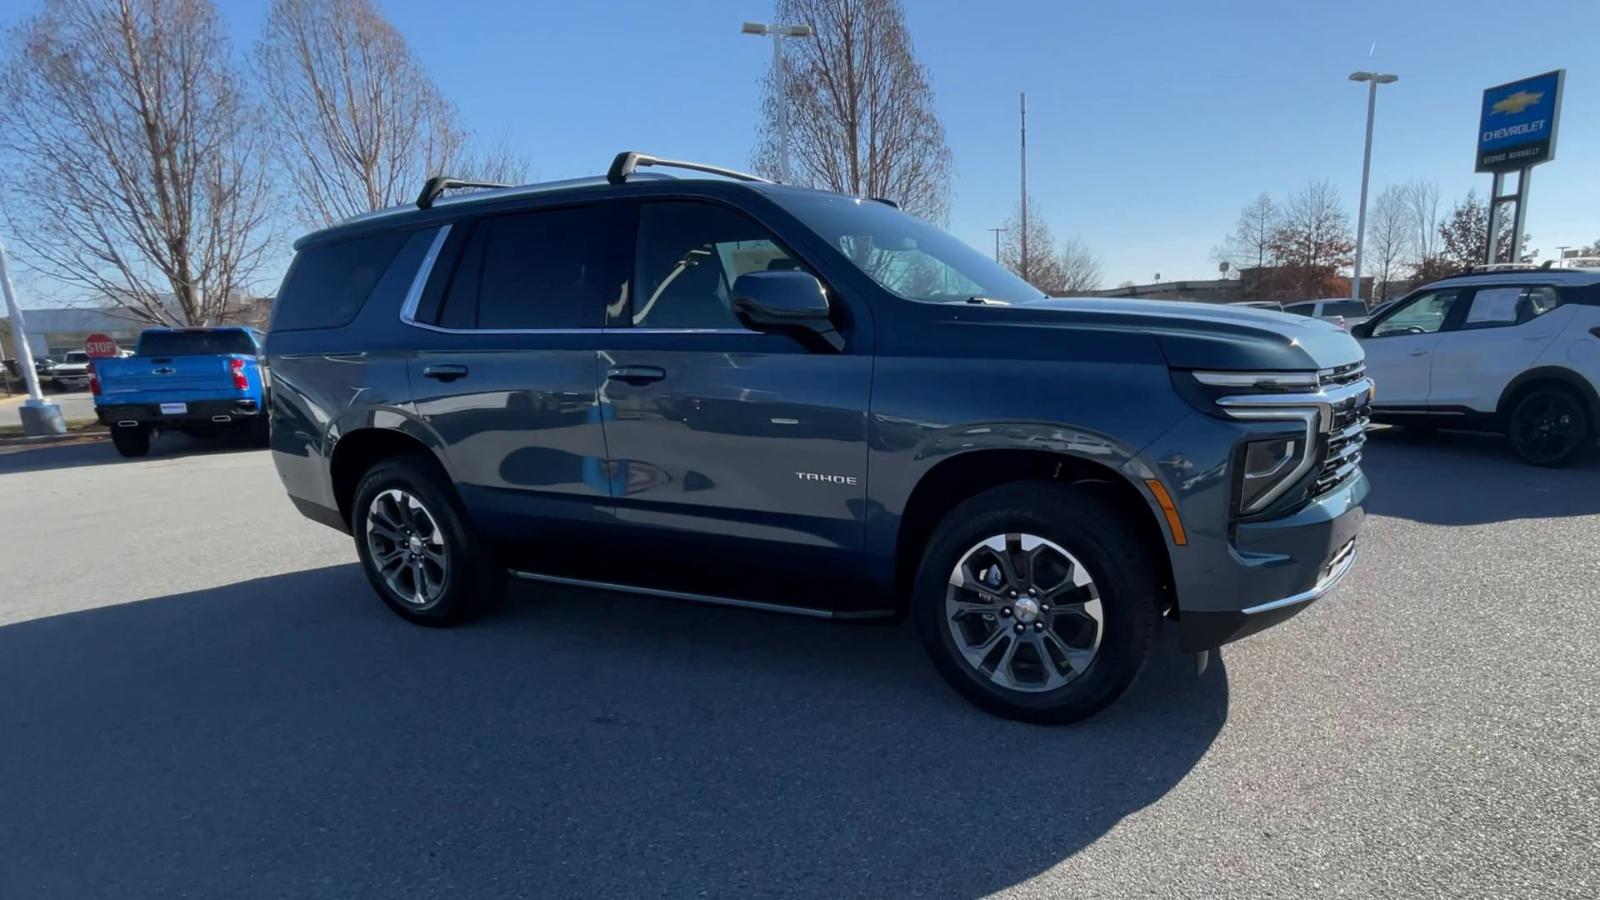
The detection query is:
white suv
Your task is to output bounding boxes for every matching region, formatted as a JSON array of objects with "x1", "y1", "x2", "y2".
[
  {"x1": 1283, "y1": 298, "x2": 1373, "y2": 328},
  {"x1": 1354, "y1": 268, "x2": 1600, "y2": 465}
]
